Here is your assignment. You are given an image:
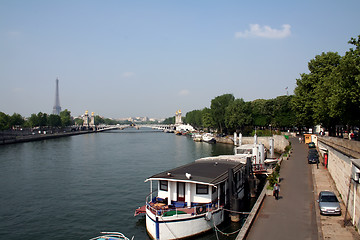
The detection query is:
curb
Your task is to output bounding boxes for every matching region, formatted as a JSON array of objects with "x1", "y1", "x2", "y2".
[{"x1": 235, "y1": 181, "x2": 269, "y2": 240}]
